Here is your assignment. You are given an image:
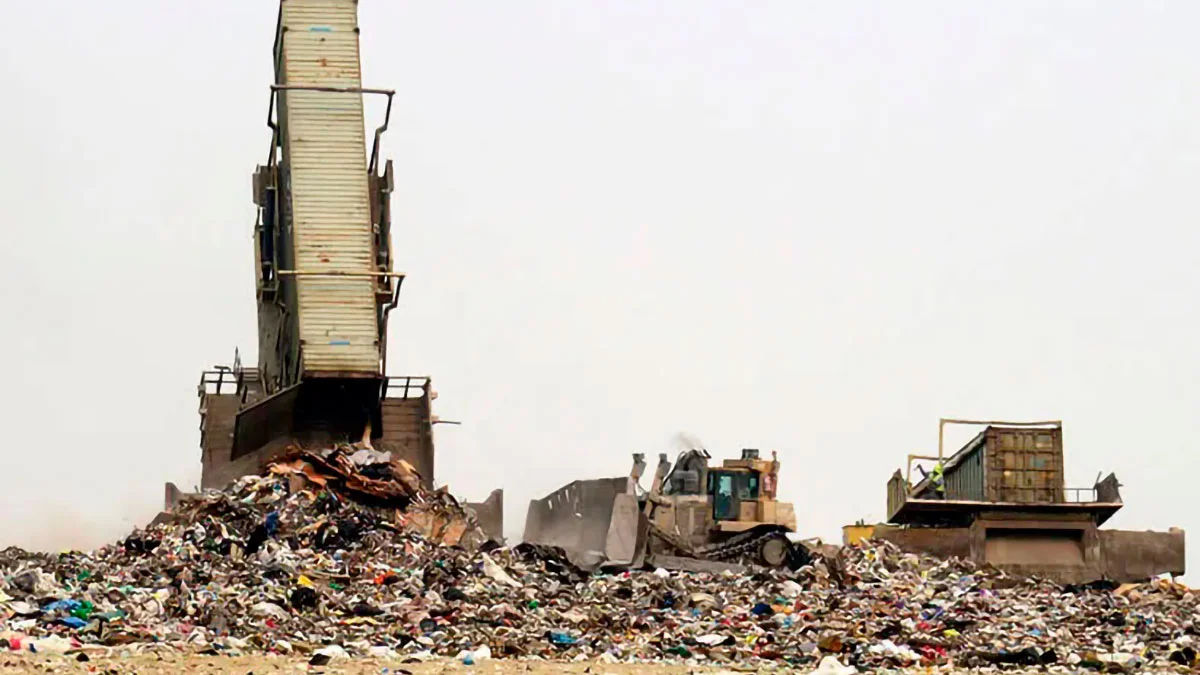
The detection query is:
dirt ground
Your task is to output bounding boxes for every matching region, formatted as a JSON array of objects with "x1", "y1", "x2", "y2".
[{"x1": 0, "y1": 654, "x2": 772, "y2": 674}]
